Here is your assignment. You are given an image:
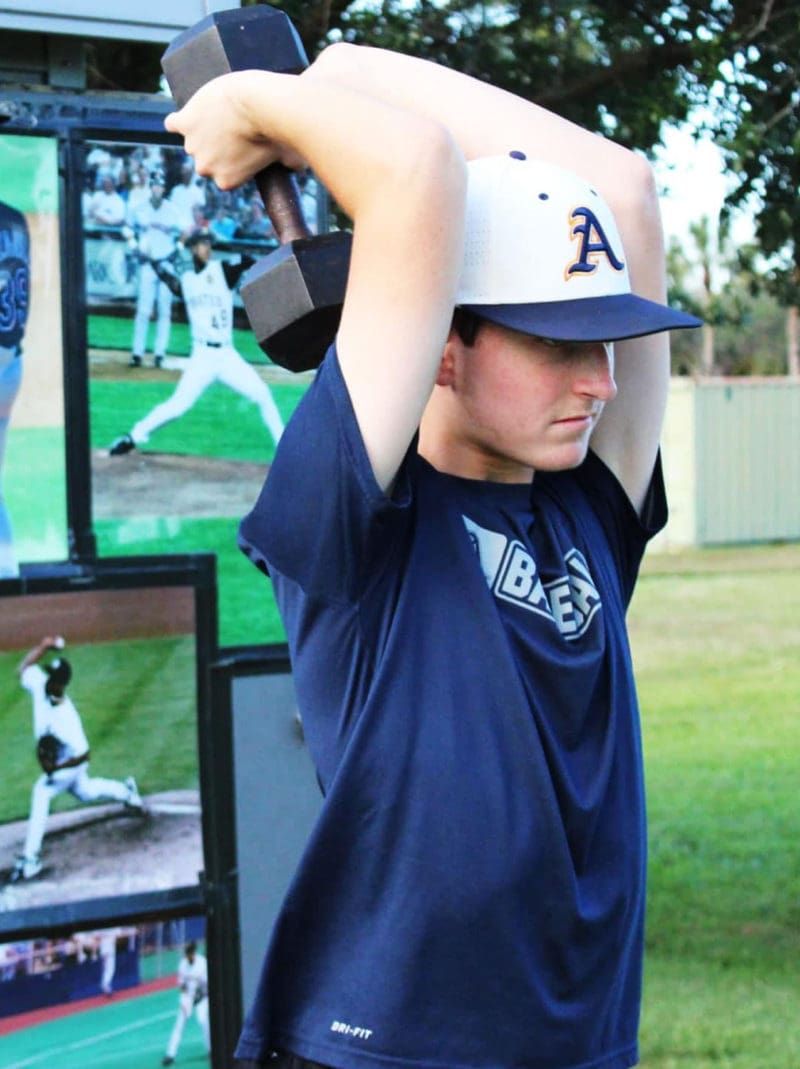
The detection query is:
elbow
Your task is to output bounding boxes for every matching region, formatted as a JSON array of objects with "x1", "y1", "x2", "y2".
[
  {"x1": 629, "y1": 152, "x2": 661, "y2": 219},
  {"x1": 386, "y1": 118, "x2": 466, "y2": 225},
  {"x1": 610, "y1": 151, "x2": 665, "y2": 259},
  {"x1": 307, "y1": 42, "x2": 362, "y2": 82},
  {"x1": 605, "y1": 148, "x2": 660, "y2": 219},
  {"x1": 636, "y1": 154, "x2": 666, "y2": 259},
  {"x1": 407, "y1": 117, "x2": 463, "y2": 176}
]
